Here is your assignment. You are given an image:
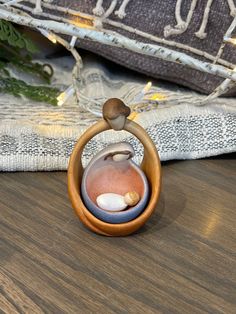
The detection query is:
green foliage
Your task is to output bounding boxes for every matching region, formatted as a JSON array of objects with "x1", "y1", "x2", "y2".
[
  {"x1": 0, "y1": 77, "x2": 59, "y2": 106},
  {"x1": 0, "y1": 19, "x2": 38, "y2": 53},
  {"x1": 0, "y1": 20, "x2": 60, "y2": 104}
]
